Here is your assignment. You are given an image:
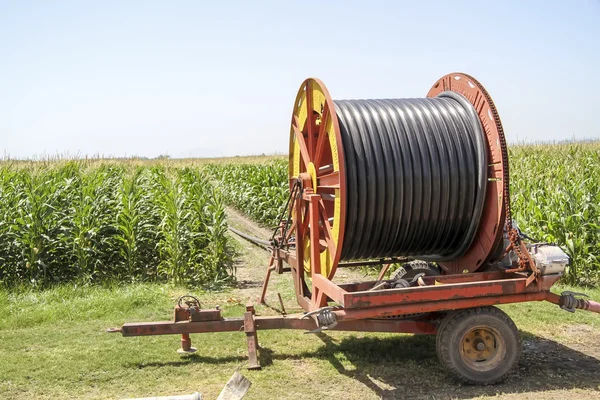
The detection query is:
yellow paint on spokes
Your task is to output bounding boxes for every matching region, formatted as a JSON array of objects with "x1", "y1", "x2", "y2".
[
  {"x1": 307, "y1": 162, "x2": 317, "y2": 191},
  {"x1": 288, "y1": 78, "x2": 341, "y2": 279}
]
